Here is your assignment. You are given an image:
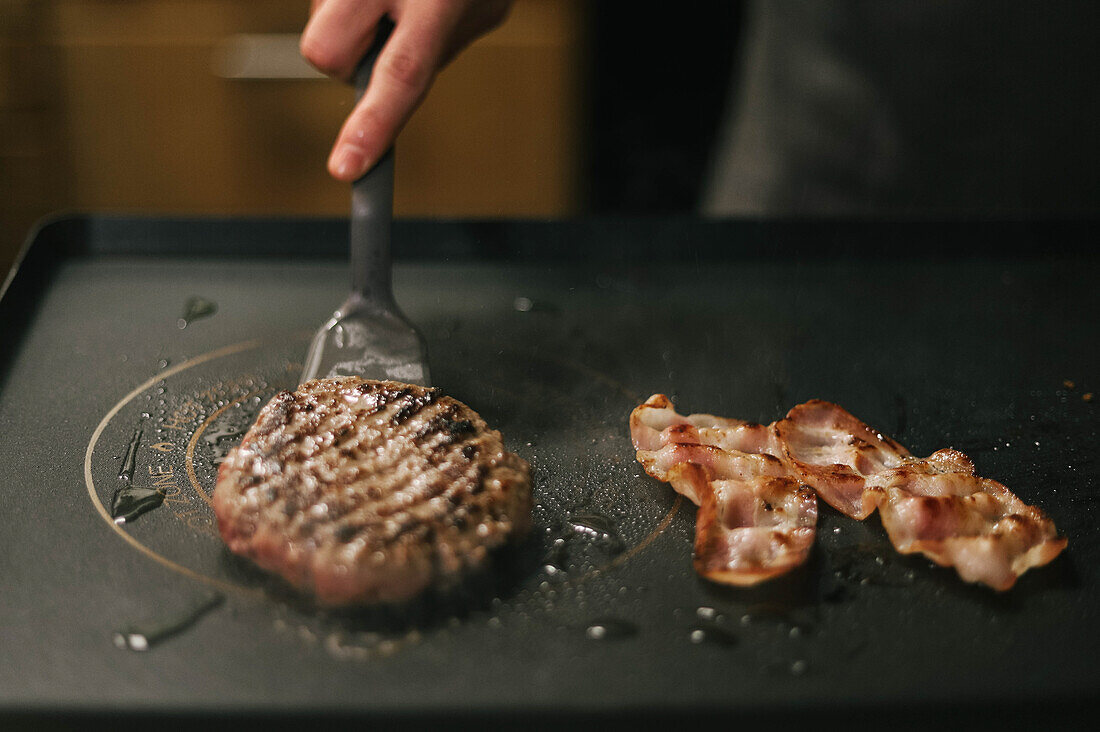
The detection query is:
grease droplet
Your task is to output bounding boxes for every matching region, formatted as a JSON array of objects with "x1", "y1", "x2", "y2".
[
  {"x1": 584, "y1": 617, "x2": 638, "y2": 641},
  {"x1": 113, "y1": 593, "x2": 223, "y2": 651},
  {"x1": 177, "y1": 296, "x2": 218, "y2": 329},
  {"x1": 688, "y1": 621, "x2": 738, "y2": 647}
]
